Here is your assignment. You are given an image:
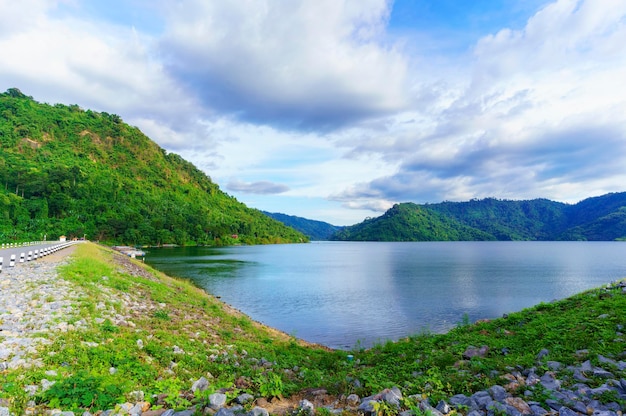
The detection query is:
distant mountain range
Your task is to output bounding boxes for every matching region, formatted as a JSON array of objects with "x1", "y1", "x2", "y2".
[
  {"x1": 329, "y1": 193, "x2": 626, "y2": 241},
  {"x1": 262, "y1": 211, "x2": 343, "y2": 240}
]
